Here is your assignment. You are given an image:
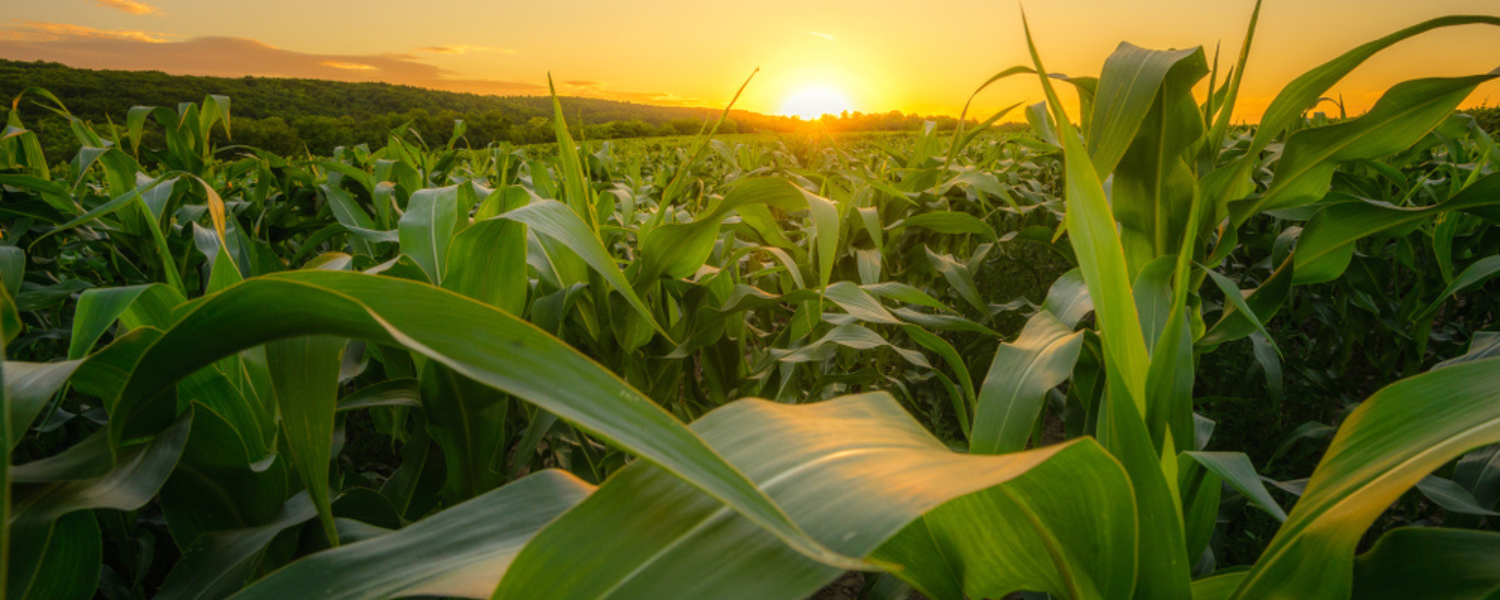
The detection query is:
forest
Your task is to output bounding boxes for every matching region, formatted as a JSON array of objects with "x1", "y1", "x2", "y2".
[{"x1": 1, "y1": 59, "x2": 976, "y2": 157}]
